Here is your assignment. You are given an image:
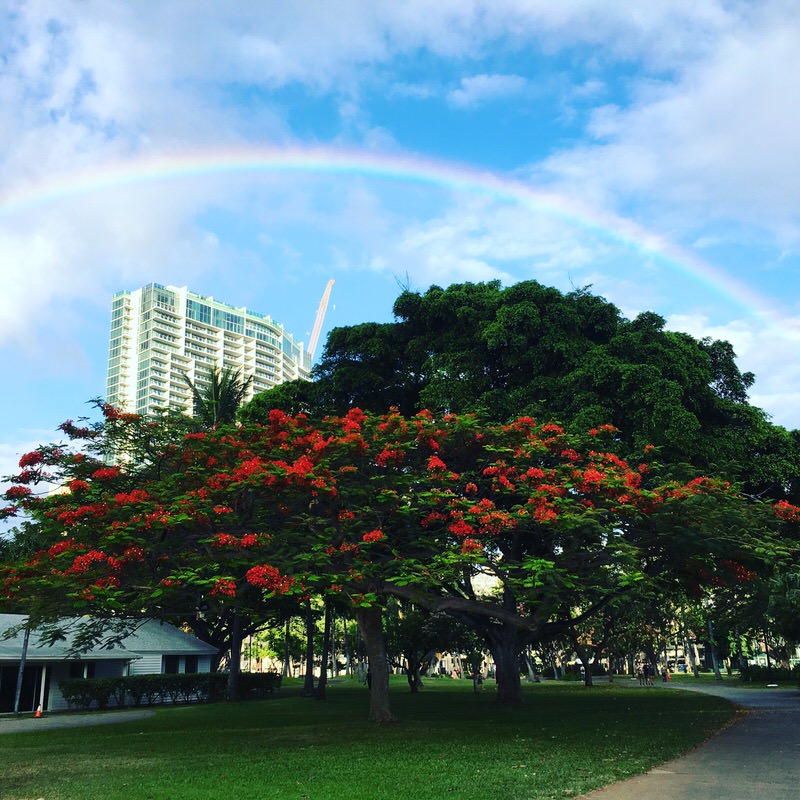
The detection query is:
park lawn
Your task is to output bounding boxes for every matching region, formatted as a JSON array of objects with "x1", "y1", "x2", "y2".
[{"x1": 1, "y1": 679, "x2": 736, "y2": 800}]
